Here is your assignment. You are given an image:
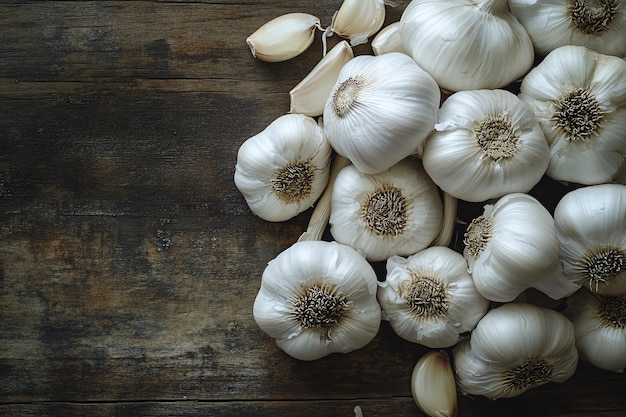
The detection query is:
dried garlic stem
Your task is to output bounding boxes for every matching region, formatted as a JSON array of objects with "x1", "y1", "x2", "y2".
[
  {"x1": 432, "y1": 192, "x2": 458, "y2": 247},
  {"x1": 299, "y1": 153, "x2": 351, "y2": 242}
]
